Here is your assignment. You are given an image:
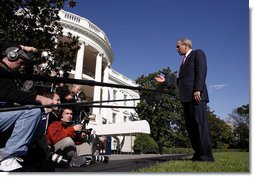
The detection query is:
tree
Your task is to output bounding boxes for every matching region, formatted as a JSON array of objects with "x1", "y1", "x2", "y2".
[
  {"x1": 227, "y1": 104, "x2": 249, "y2": 149},
  {"x1": 207, "y1": 107, "x2": 234, "y2": 149},
  {"x1": 135, "y1": 68, "x2": 190, "y2": 154},
  {"x1": 0, "y1": 0, "x2": 79, "y2": 76}
]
